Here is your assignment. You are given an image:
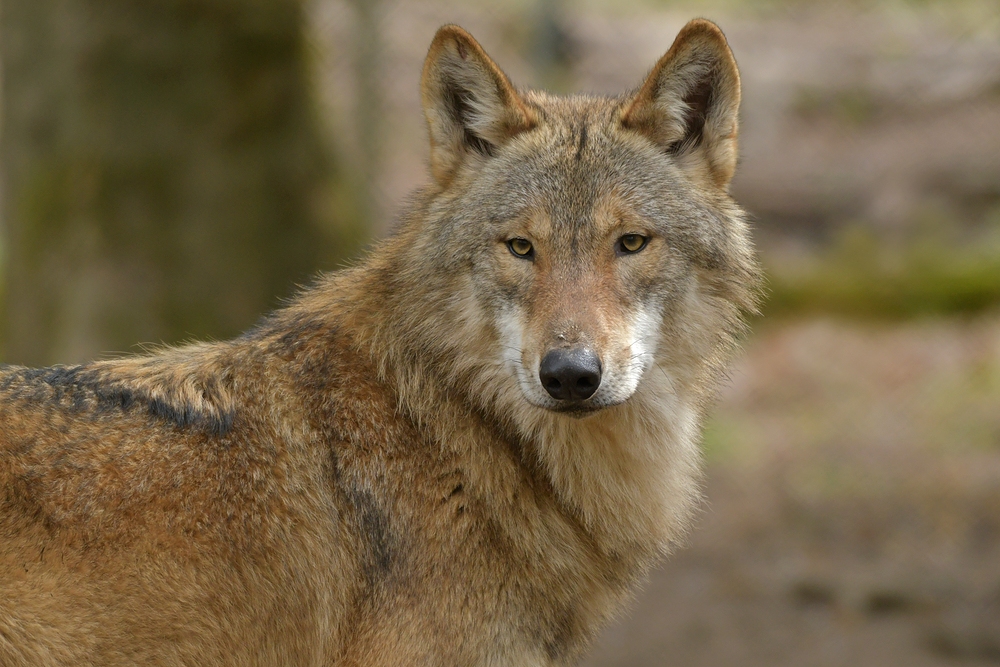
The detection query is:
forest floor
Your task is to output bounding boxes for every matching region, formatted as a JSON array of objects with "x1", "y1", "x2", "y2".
[{"x1": 583, "y1": 315, "x2": 1000, "y2": 667}]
